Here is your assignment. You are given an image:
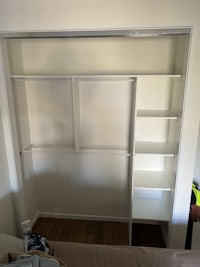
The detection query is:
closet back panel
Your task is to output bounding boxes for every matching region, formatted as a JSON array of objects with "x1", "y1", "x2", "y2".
[
  {"x1": 8, "y1": 36, "x2": 177, "y2": 75},
  {"x1": 32, "y1": 153, "x2": 129, "y2": 217},
  {"x1": 79, "y1": 79, "x2": 132, "y2": 148},
  {"x1": 26, "y1": 80, "x2": 74, "y2": 146}
]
